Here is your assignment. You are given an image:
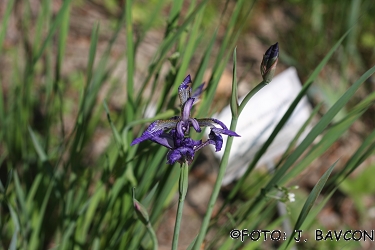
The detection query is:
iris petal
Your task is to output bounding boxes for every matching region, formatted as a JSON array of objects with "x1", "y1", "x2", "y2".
[
  {"x1": 181, "y1": 98, "x2": 194, "y2": 121},
  {"x1": 208, "y1": 130, "x2": 223, "y2": 152},
  {"x1": 178, "y1": 75, "x2": 192, "y2": 106},
  {"x1": 192, "y1": 83, "x2": 204, "y2": 100},
  {"x1": 211, "y1": 127, "x2": 240, "y2": 137},
  {"x1": 197, "y1": 118, "x2": 239, "y2": 137},
  {"x1": 131, "y1": 118, "x2": 179, "y2": 146},
  {"x1": 167, "y1": 147, "x2": 195, "y2": 164},
  {"x1": 196, "y1": 118, "x2": 227, "y2": 129},
  {"x1": 176, "y1": 121, "x2": 186, "y2": 138},
  {"x1": 167, "y1": 150, "x2": 183, "y2": 165},
  {"x1": 150, "y1": 132, "x2": 175, "y2": 149},
  {"x1": 189, "y1": 118, "x2": 201, "y2": 132}
]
